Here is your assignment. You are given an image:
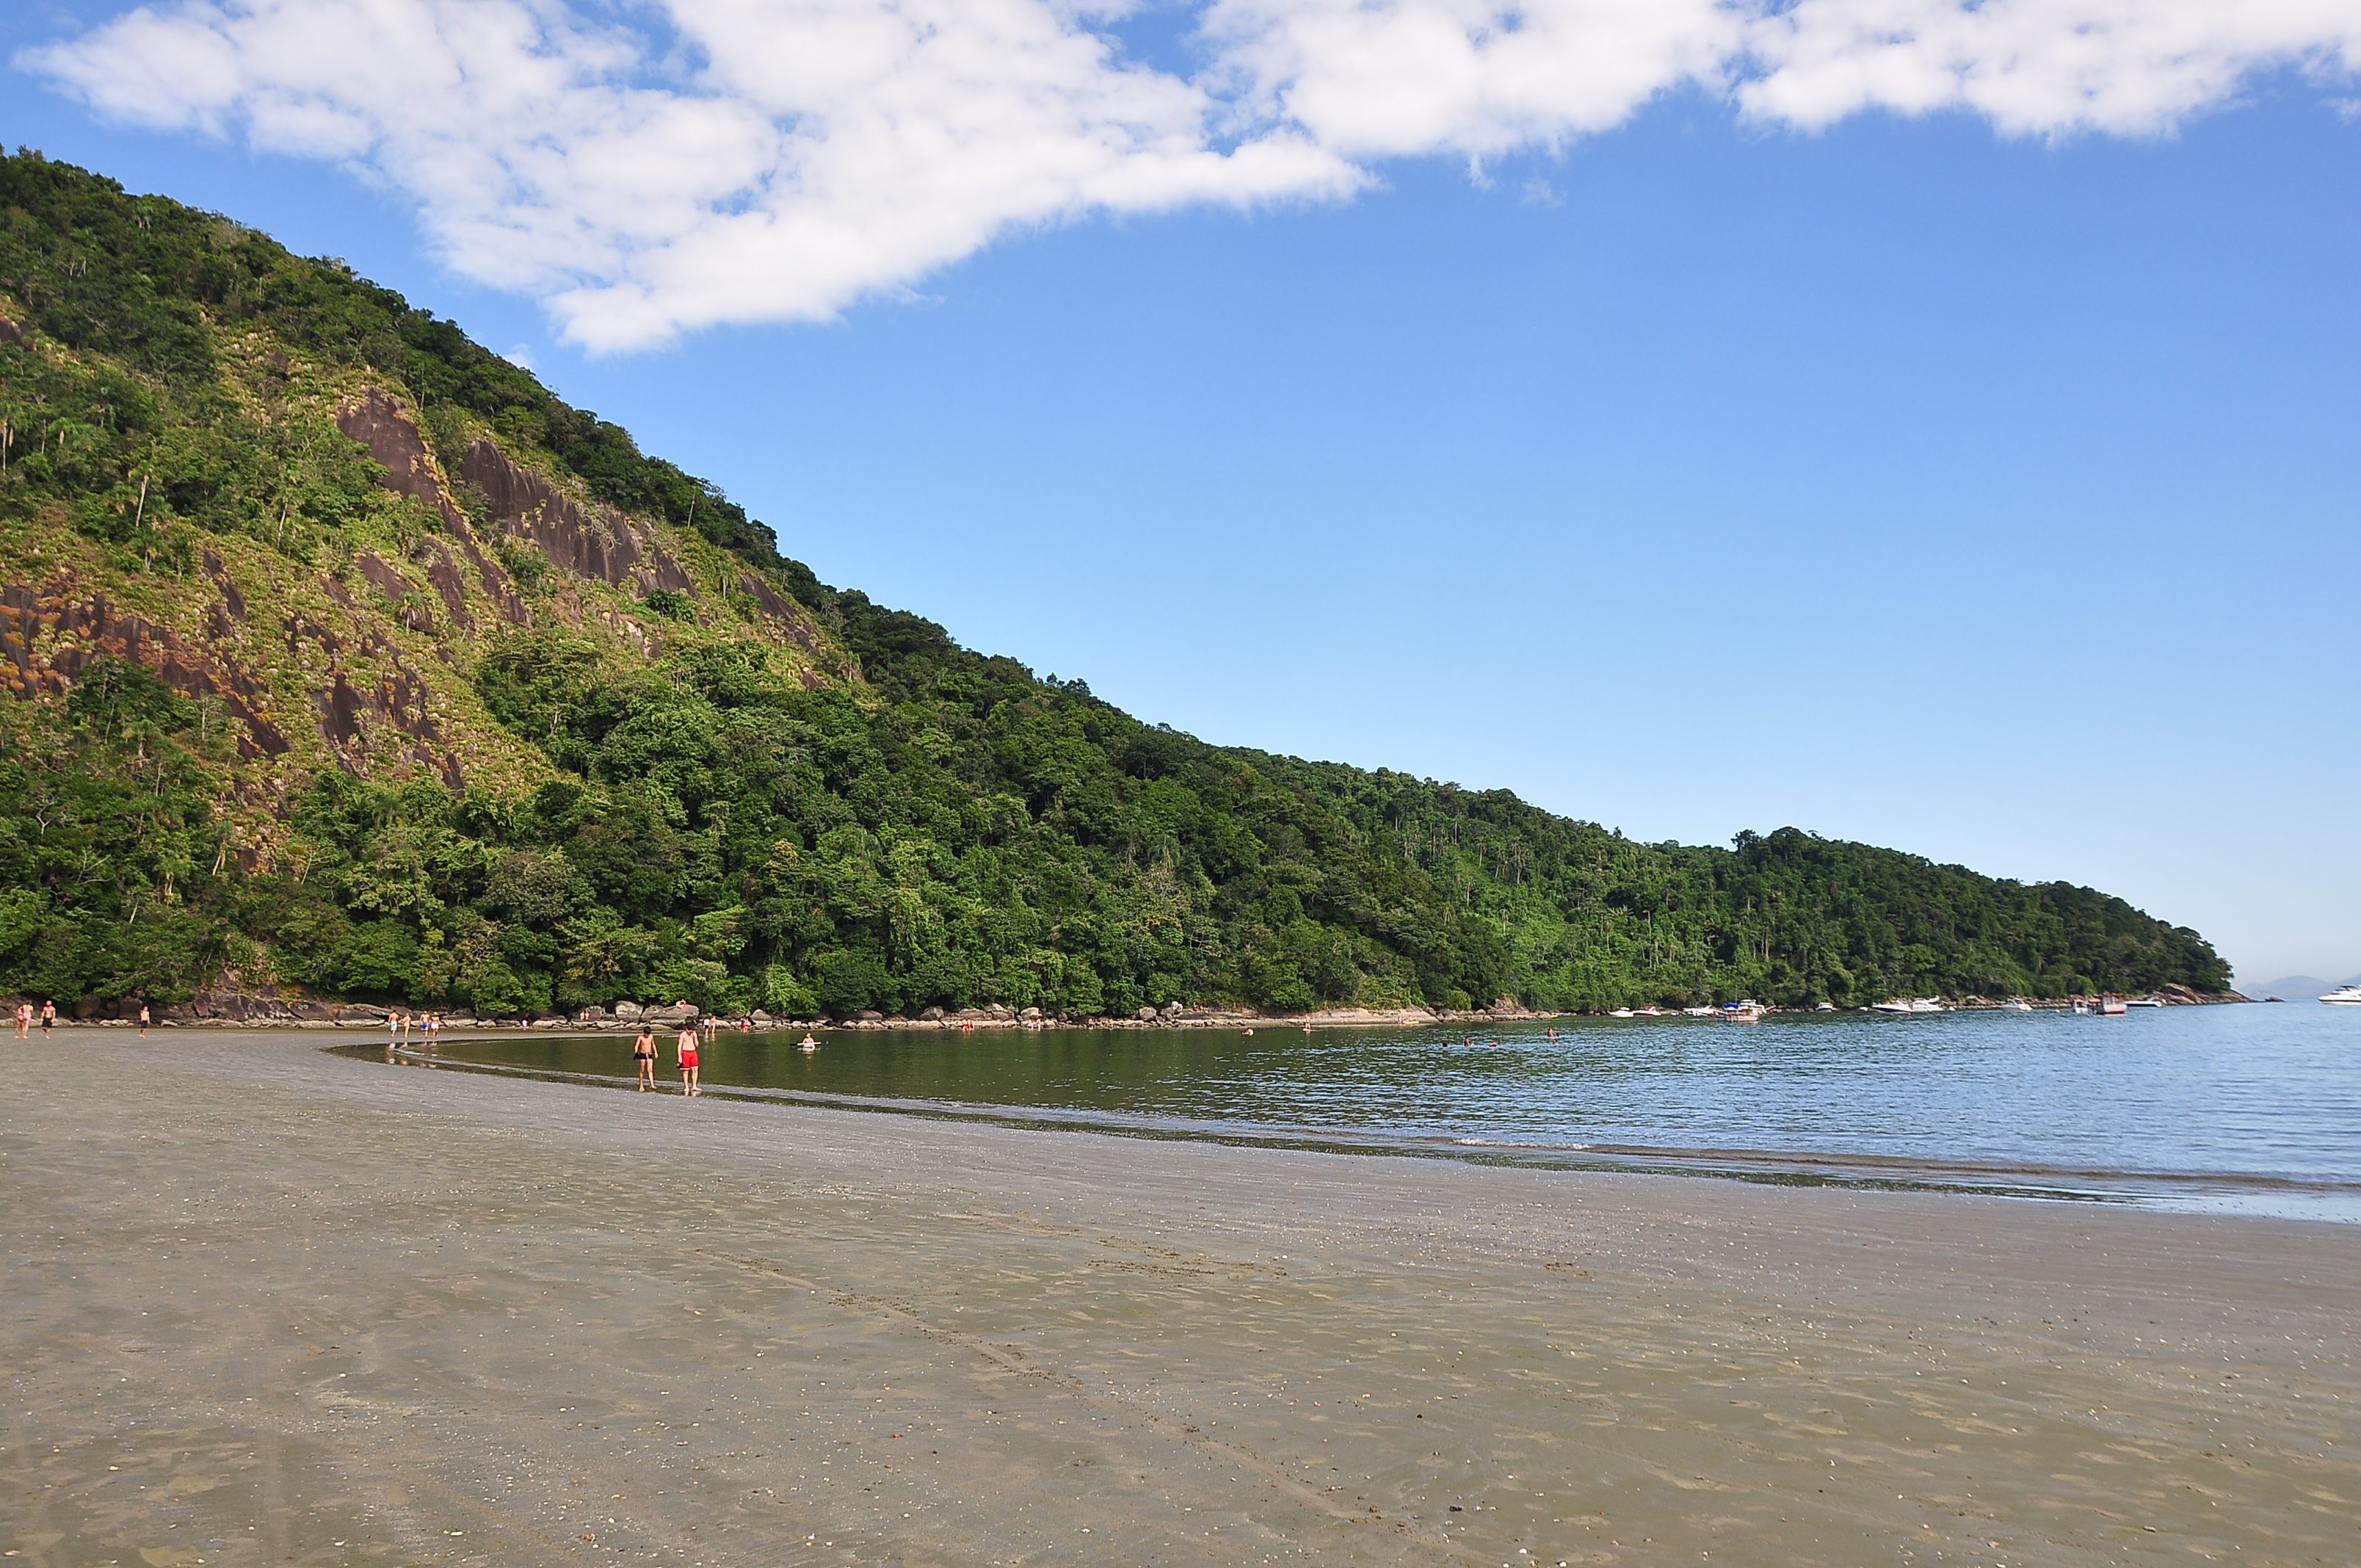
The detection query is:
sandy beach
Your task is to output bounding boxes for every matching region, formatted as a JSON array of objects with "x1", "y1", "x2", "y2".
[{"x1": 4, "y1": 1031, "x2": 2357, "y2": 1567}]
